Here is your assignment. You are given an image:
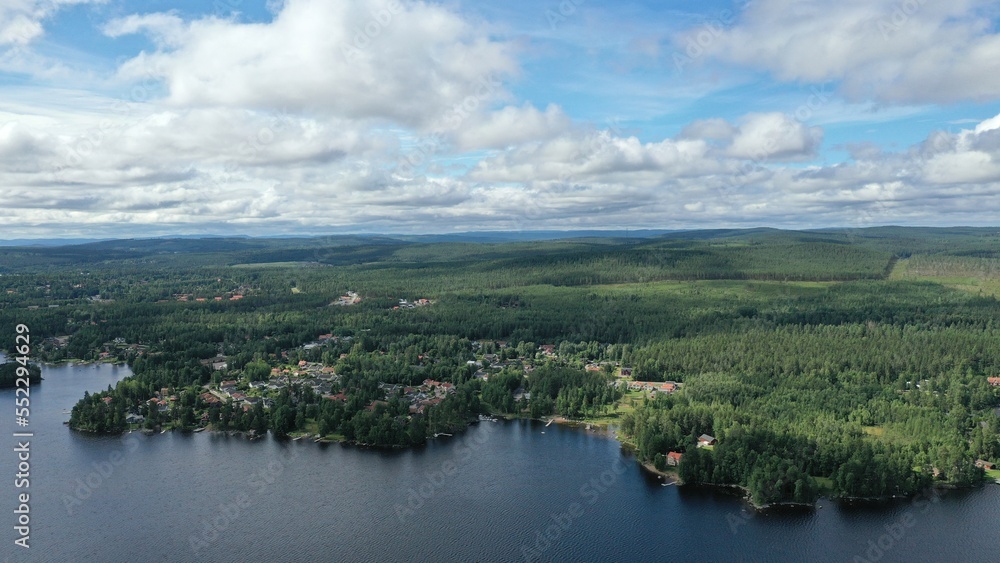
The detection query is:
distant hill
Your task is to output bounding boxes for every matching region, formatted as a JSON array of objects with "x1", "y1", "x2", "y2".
[{"x1": 0, "y1": 238, "x2": 109, "y2": 247}]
